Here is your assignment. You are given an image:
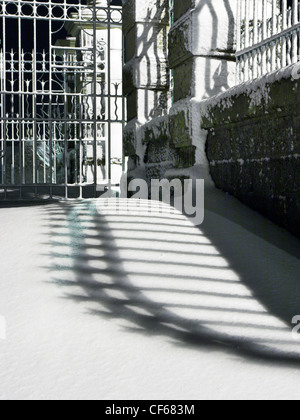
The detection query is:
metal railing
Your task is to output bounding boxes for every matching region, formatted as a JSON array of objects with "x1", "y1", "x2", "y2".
[
  {"x1": 0, "y1": 0, "x2": 123, "y2": 200},
  {"x1": 236, "y1": 0, "x2": 300, "y2": 83}
]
